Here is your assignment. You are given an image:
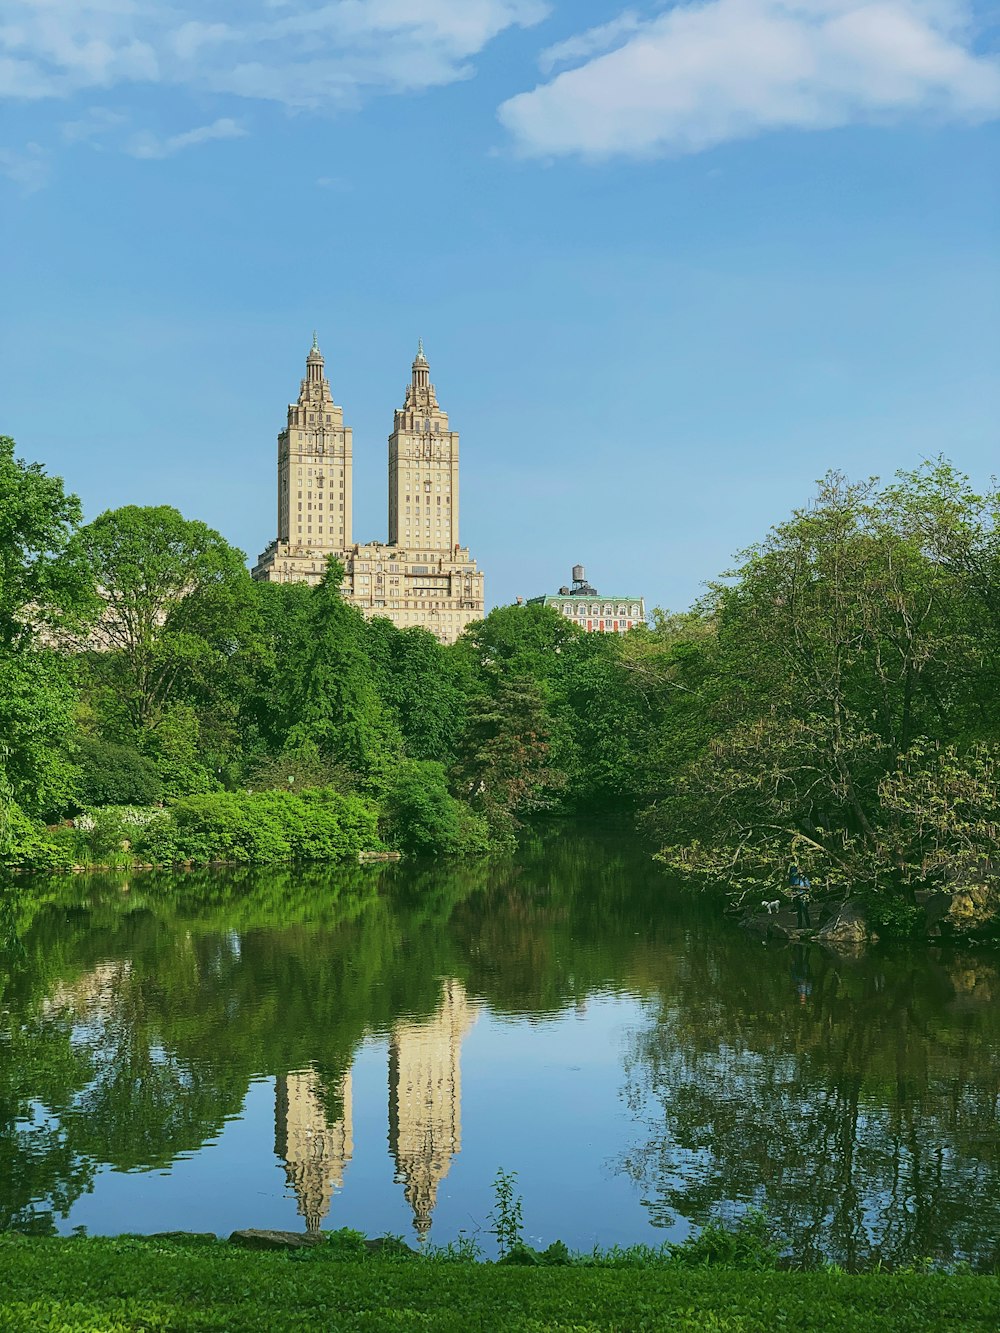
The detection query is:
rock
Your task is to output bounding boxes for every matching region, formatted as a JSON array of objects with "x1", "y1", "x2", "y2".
[
  {"x1": 924, "y1": 884, "x2": 1000, "y2": 939},
  {"x1": 150, "y1": 1232, "x2": 219, "y2": 1244},
  {"x1": 363, "y1": 1236, "x2": 417, "y2": 1257},
  {"x1": 229, "y1": 1229, "x2": 323, "y2": 1250},
  {"x1": 815, "y1": 902, "x2": 872, "y2": 946}
]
